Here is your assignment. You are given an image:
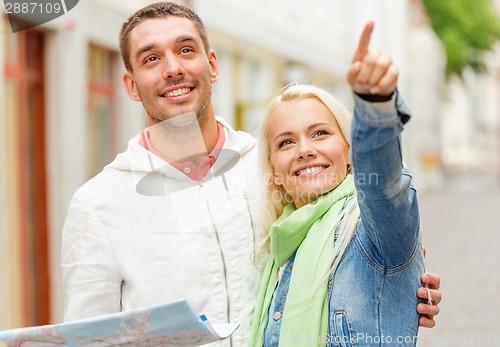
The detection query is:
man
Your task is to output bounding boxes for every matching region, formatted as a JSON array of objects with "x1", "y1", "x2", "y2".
[{"x1": 61, "y1": 2, "x2": 441, "y2": 346}]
